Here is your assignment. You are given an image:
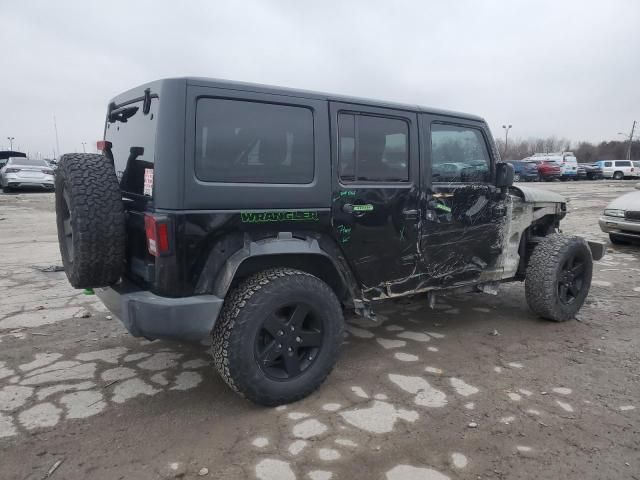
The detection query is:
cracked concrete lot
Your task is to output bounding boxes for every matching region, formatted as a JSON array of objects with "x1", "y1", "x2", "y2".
[{"x1": 1, "y1": 182, "x2": 639, "y2": 480}]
